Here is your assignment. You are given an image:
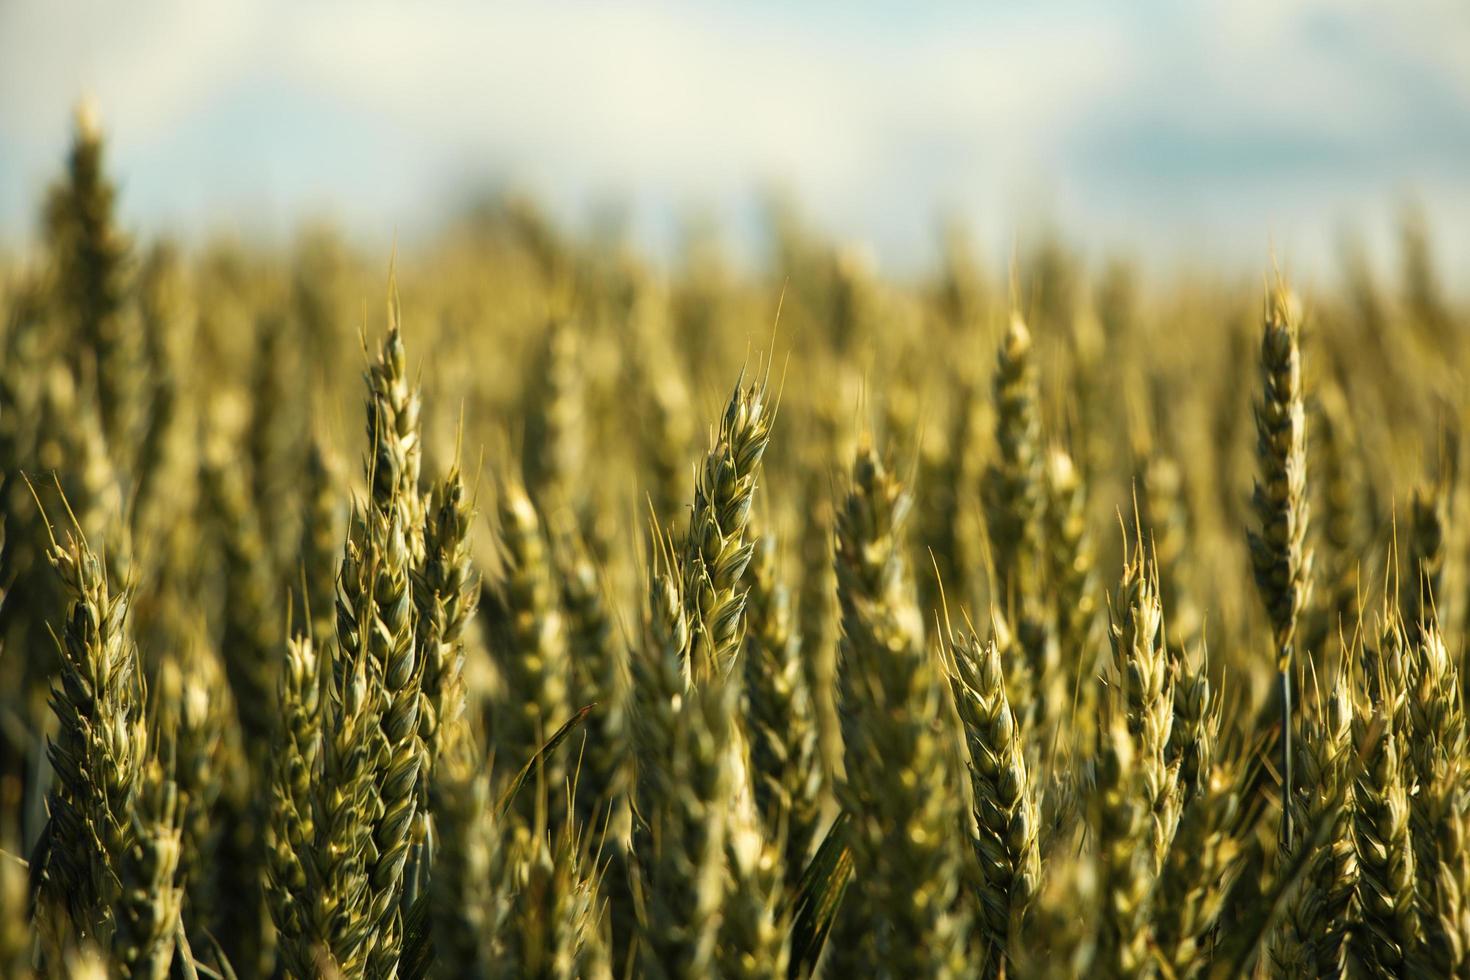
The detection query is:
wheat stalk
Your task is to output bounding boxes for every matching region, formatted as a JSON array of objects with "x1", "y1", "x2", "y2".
[
  {"x1": 201, "y1": 439, "x2": 278, "y2": 754},
  {"x1": 301, "y1": 611, "x2": 381, "y2": 976},
  {"x1": 1247, "y1": 282, "x2": 1312, "y2": 848},
  {"x1": 358, "y1": 487, "x2": 426, "y2": 977},
  {"x1": 796, "y1": 467, "x2": 843, "y2": 791},
  {"x1": 917, "y1": 379, "x2": 980, "y2": 616},
  {"x1": 247, "y1": 312, "x2": 303, "y2": 568},
  {"x1": 1307, "y1": 380, "x2": 1366, "y2": 654},
  {"x1": 635, "y1": 327, "x2": 696, "y2": 531},
  {"x1": 631, "y1": 537, "x2": 689, "y2": 825},
  {"x1": 1136, "y1": 454, "x2": 1201, "y2": 652},
  {"x1": 278, "y1": 316, "x2": 430, "y2": 978}
]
